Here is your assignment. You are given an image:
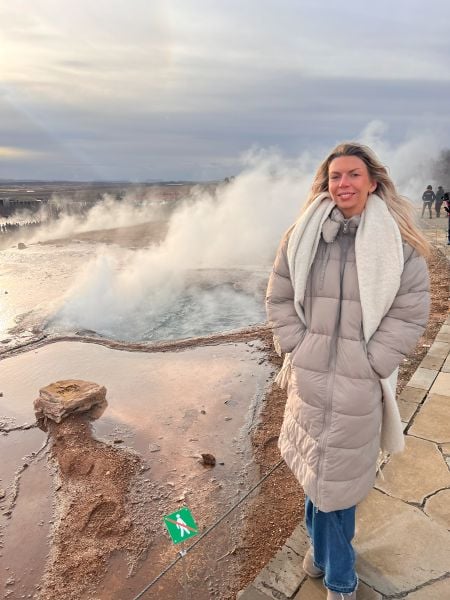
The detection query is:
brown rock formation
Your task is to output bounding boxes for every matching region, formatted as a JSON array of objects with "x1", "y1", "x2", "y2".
[{"x1": 33, "y1": 379, "x2": 107, "y2": 424}]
